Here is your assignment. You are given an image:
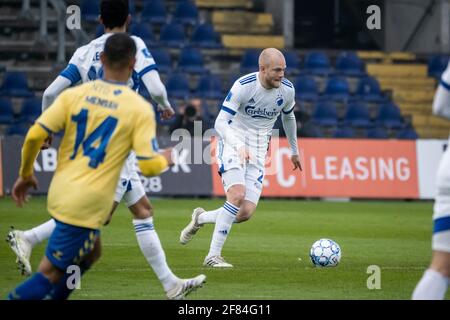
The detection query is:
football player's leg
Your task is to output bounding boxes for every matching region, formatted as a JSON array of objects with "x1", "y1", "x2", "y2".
[
  {"x1": 204, "y1": 168, "x2": 245, "y2": 268},
  {"x1": 412, "y1": 151, "x2": 450, "y2": 300},
  {"x1": 8, "y1": 221, "x2": 99, "y2": 300},
  {"x1": 51, "y1": 237, "x2": 102, "y2": 300},
  {"x1": 124, "y1": 174, "x2": 181, "y2": 294},
  {"x1": 235, "y1": 164, "x2": 262, "y2": 223},
  {"x1": 7, "y1": 219, "x2": 56, "y2": 276}
]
